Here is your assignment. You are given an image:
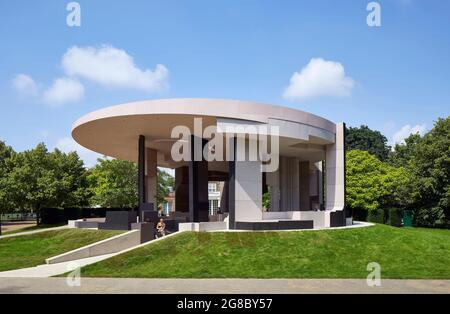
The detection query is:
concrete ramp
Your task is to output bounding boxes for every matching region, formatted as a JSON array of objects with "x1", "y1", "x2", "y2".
[
  {"x1": 0, "y1": 254, "x2": 116, "y2": 278},
  {"x1": 45, "y1": 230, "x2": 141, "y2": 264},
  {"x1": 0, "y1": 231, "x2": 182, "y2": 278}
]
